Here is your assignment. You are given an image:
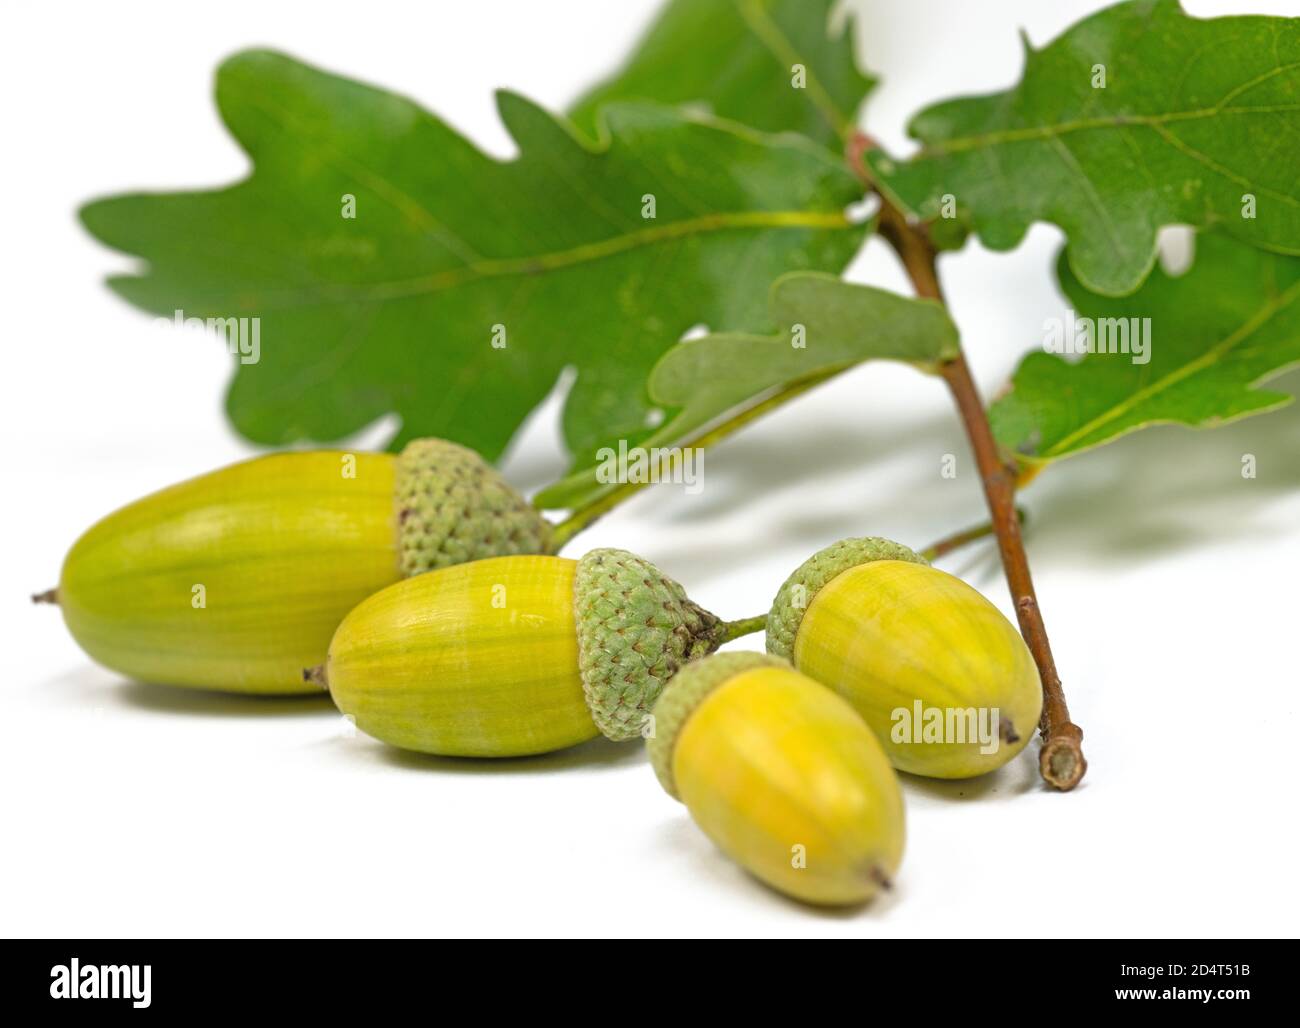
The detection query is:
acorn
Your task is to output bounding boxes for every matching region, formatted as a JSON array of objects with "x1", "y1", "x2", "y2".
[
  {"x1": 40, "y1": 439, "x2": 551, "y2": 694},
  {"x1": 316, "y1": 549, "x2": 747, "y2": 757},
  {"x1": 767, "y1": 537, "x2": 1042, "y2": 779},
  {"x1": 648, "y1": 652, "x2": 905, "y2": 906}
]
